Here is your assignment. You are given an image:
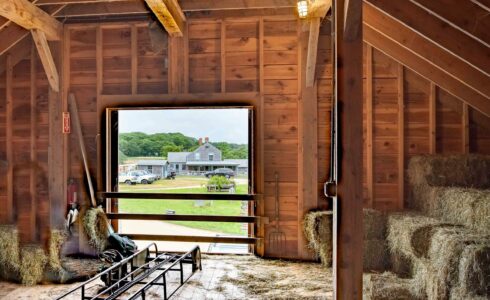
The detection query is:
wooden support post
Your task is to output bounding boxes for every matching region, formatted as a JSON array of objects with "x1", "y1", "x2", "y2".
[
  {"x1": 333, "y1": 0, "x2": 363, "y2": 298},
  {"x1": 298, "y1": 19, "x2": 319, "y2": 259},
  {"x1": 366, "y1": 45, "x2": 373, "y2": 208},
  {"x1": 30, "y1": 44, "x2": 38, "y2": 240},
  {"x1": 221, "y1": 20, "x2": 226, "y2": 93},
  {"x1": 5, "y1": 55, "x2": 13, "y2": 224},
  {"x1": 397, "y1": 63, "x2": 404, "y2": 210},
  {"x1": 131, "y1": 25, "x2": 138, "y2": 95},
  {"x1": 462, "y1": 103, "x2": 470, "y2": 153},
  {"x1": 256, "y1": 17, "x2": 265, "y2": 257},
  {"x1": 429, "y1": 83, "x2": 436, "y2": 154},
  {"x1": 306, "y1": 18, "x2": 320, "y2": 87},
  {"x1": 48, "y1": 40, "x2": 64, "y2": 229},
  {"x1": 32, "y1": 29, "x2": 60, "y2": 92}
]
